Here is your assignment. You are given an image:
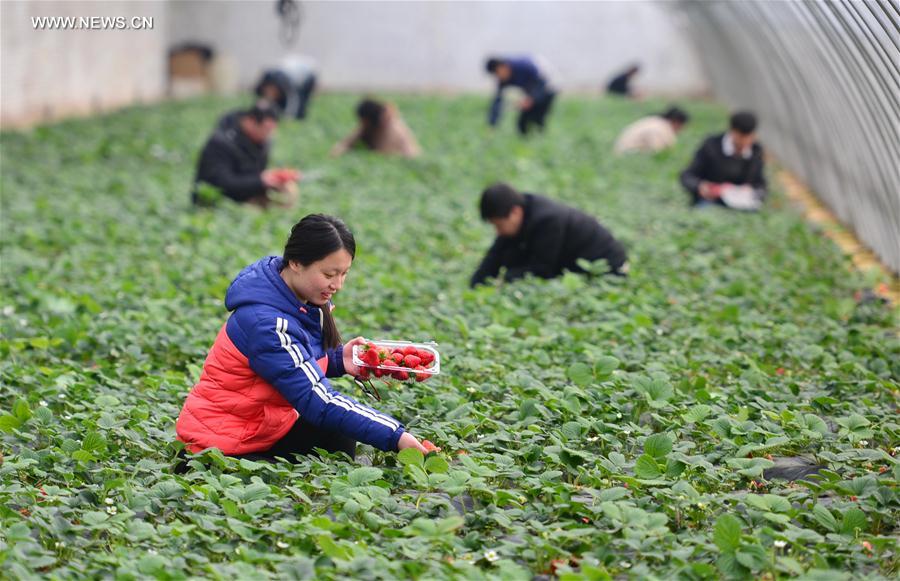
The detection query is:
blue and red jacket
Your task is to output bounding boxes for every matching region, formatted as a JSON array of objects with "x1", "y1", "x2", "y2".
[{"x1": 176, "y1": 256, "x2": 405, "y2": 455}]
